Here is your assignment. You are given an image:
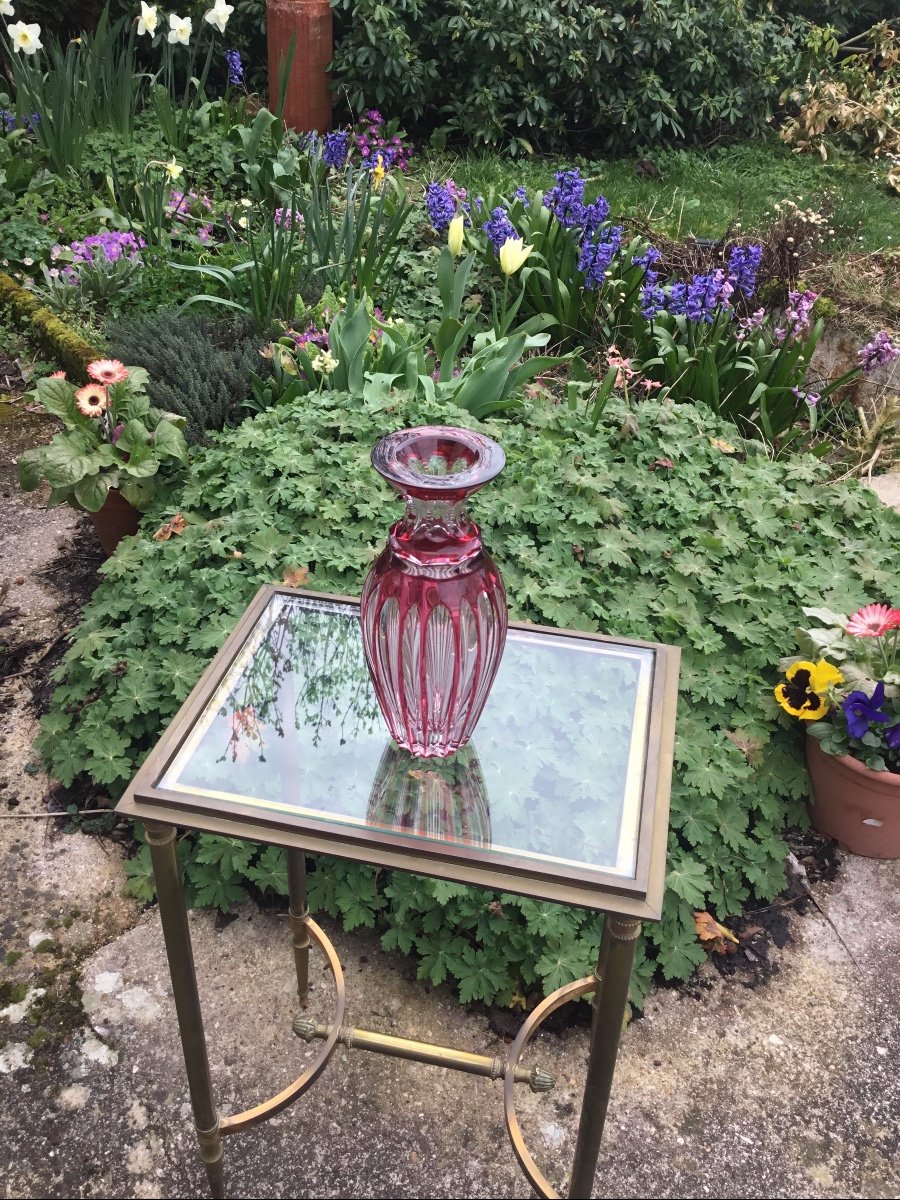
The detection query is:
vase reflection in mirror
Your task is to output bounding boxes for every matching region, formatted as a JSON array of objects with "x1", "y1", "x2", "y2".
[
  {"x1": 366, "y1": 742, "x2": 491, "y2": 847},
  {"x1": 360, "y1": 426, "x2": 508, "y2": 758}
]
